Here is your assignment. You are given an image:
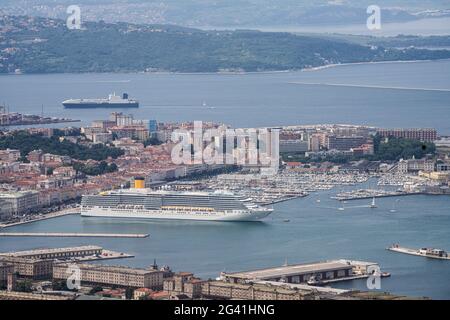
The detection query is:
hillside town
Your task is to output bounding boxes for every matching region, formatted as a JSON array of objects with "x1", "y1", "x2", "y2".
[{"x1": 1, "y1": 111, "x2": 449, "y2": 223}]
